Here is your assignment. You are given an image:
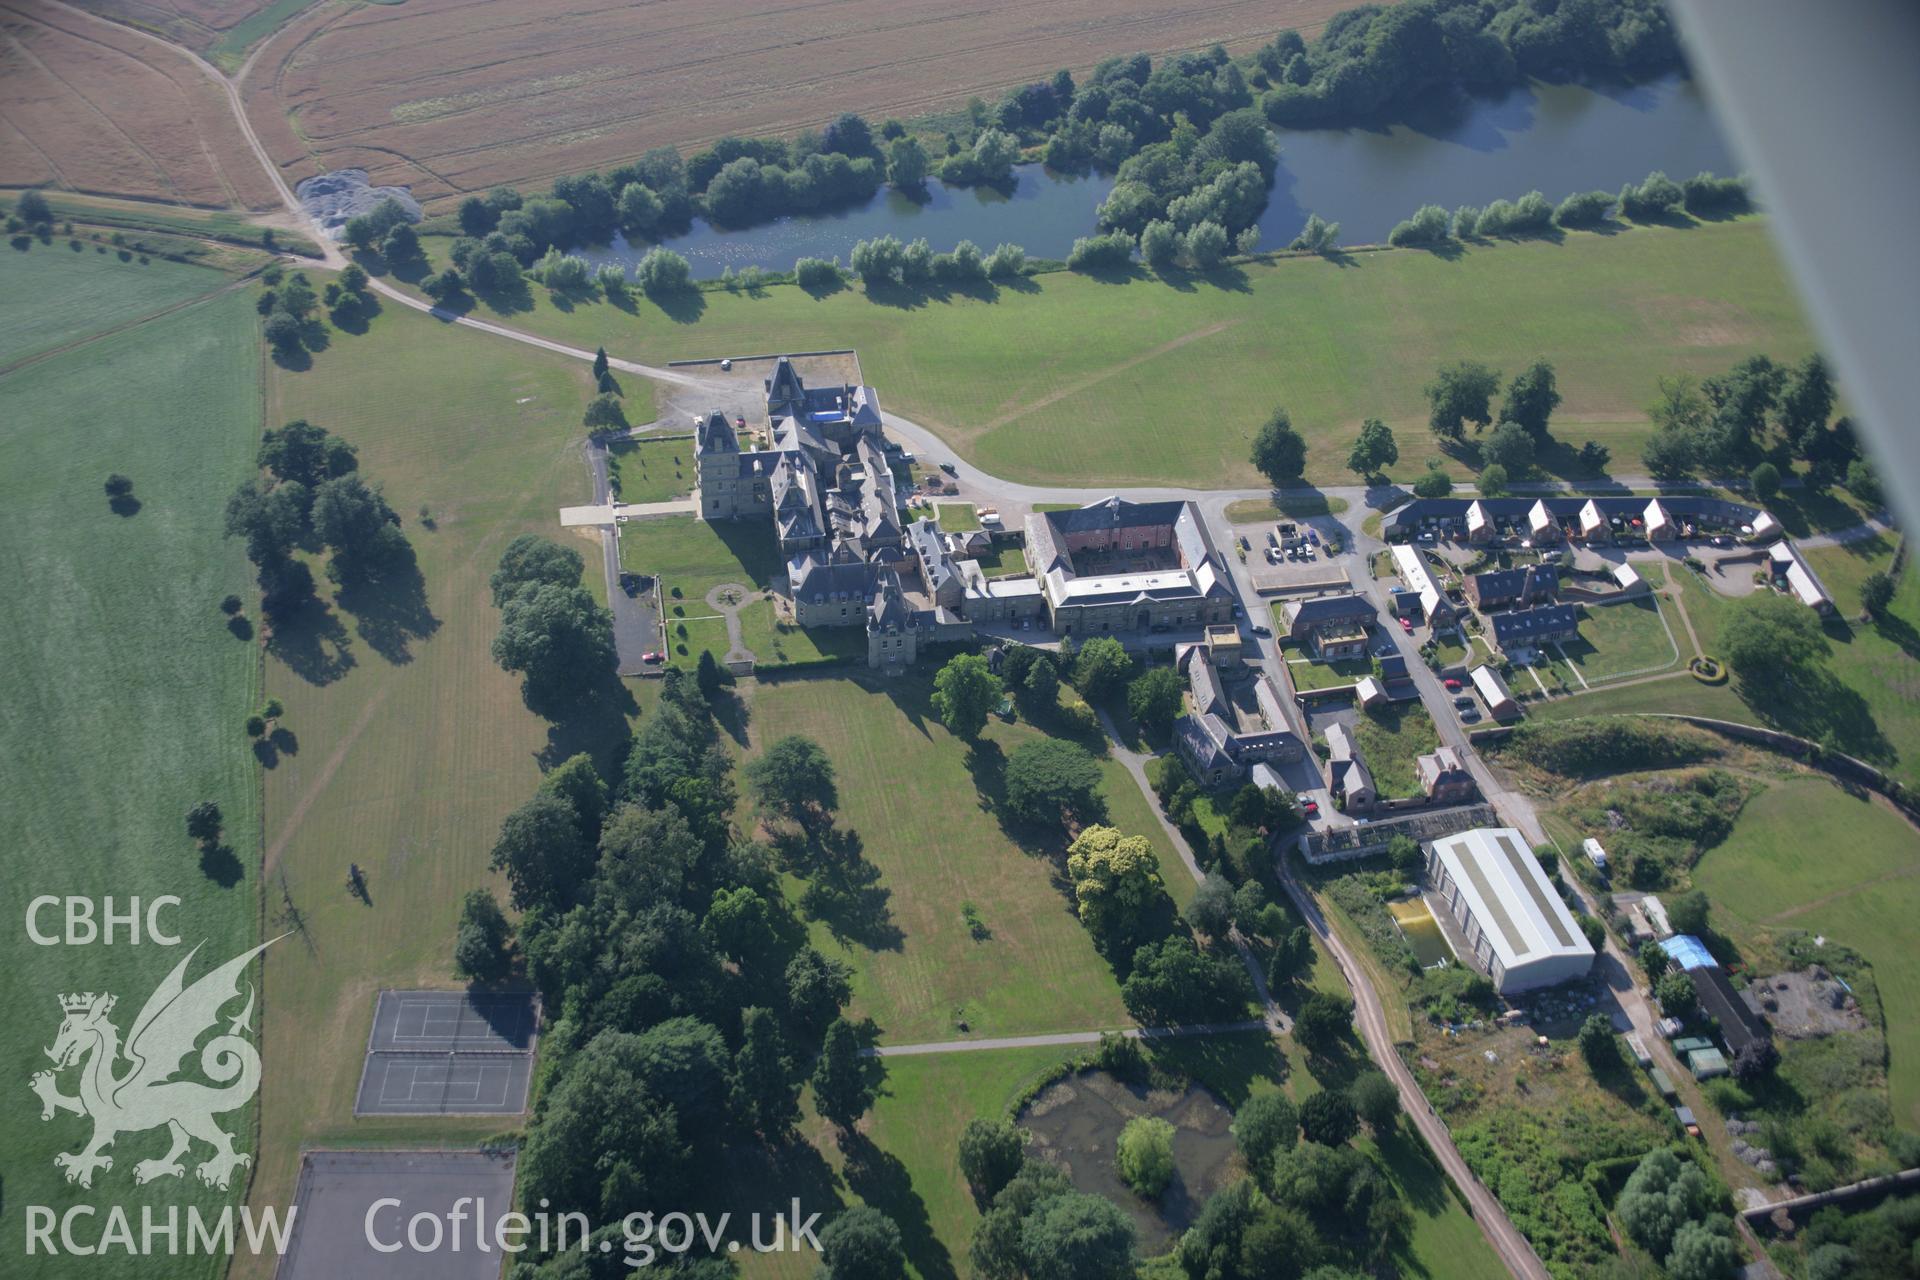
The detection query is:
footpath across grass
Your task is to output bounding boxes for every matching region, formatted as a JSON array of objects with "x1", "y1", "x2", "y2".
[
  {"x1": 241, "y1": 295, "x2": 612, "y2": 1273},
  {"x1": 418, "y1": 219, "x2": 1812, "y2": 488},
  {"x1": 0, "y1": 275, "x2": 262, "y2": 1277}
]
